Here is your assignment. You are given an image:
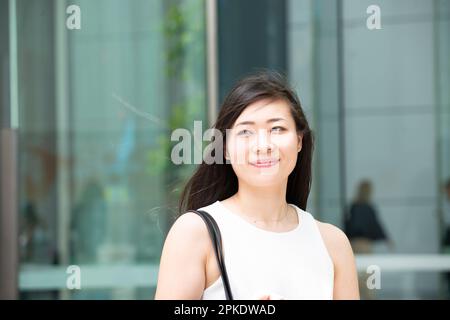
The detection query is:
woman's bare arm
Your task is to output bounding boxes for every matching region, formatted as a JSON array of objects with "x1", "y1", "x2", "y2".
[
  {"x1": 317, "y1": 221, "x2": 360, "y2": 300},
  {"x1": 154, "y1": 212, "x2": 210, "y2": 299}
]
